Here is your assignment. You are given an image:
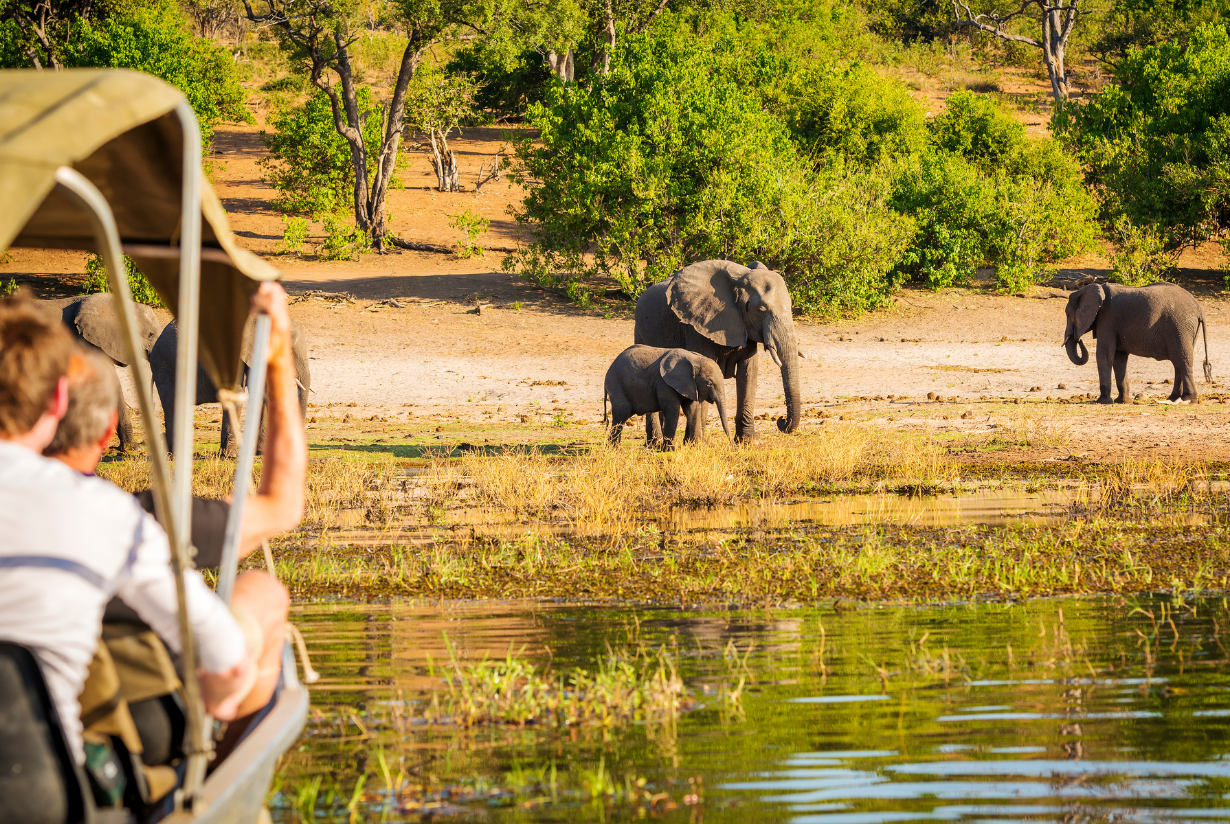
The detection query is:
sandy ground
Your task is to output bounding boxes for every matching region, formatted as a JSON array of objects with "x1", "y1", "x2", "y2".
[{"x1": 8, "y1": 122, "x2": 1230, "y2": 463}]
